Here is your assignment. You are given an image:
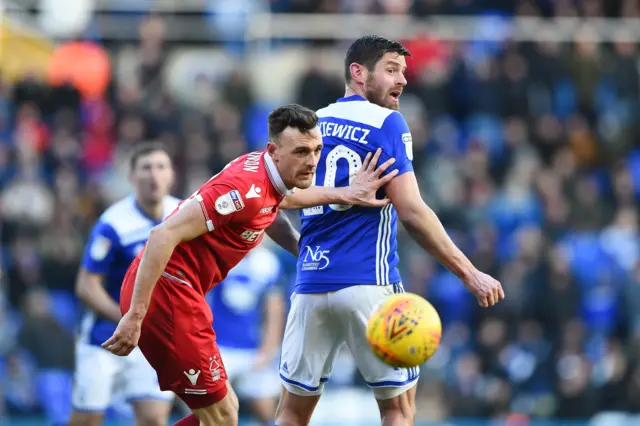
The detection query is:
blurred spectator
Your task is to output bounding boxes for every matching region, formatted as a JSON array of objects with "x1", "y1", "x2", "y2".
[{"x1": 17, "y1": 288, "x2": 73, "y2": 425}]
